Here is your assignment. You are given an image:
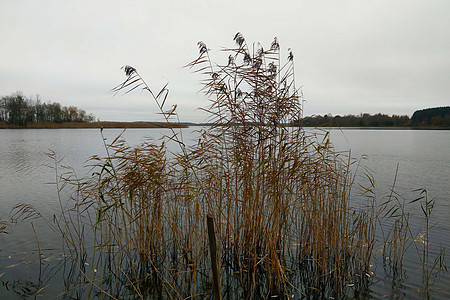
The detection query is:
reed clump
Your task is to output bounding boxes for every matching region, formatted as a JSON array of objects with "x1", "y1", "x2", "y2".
[{"x1": 14, "y1": 33, "x2": 389, "y2": 299}]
